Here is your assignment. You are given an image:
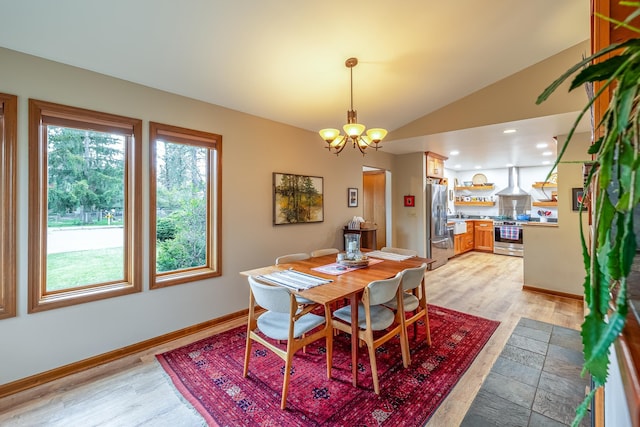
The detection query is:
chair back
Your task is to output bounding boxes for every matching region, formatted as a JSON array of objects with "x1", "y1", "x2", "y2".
[
  {"x1": 381, "y1": 246, "x2": 418, "y2": 257},
  {"x1": 366, "y1": 272, "x2": 402, "y2": 306},
  {"x1": 310, "y1": 248, "x2": 339, "y2": 257},
  {"x1": 275, "y1": 252, "x2": 310, "y2": 264},
  {"x1": 248, "y1": 276, "x2": 291, "y2": 313},
  {"x1": 401, "y1": 263, "x2": 427, "y2": 291}
]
